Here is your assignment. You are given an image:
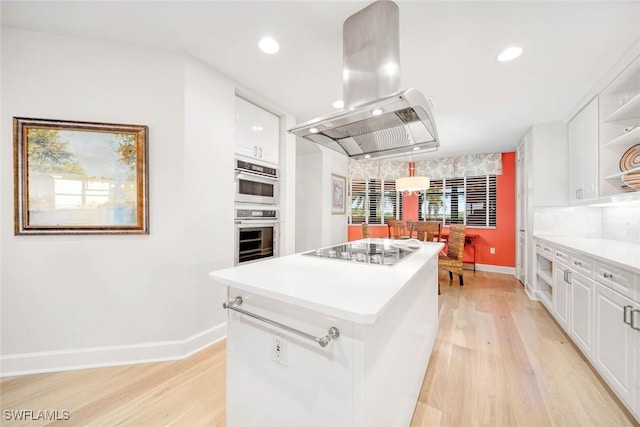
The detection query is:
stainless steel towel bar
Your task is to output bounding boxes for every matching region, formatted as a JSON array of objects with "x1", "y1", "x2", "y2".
[{"x1": 223, "y1": 296, "x2": 340, "y2": 348}]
